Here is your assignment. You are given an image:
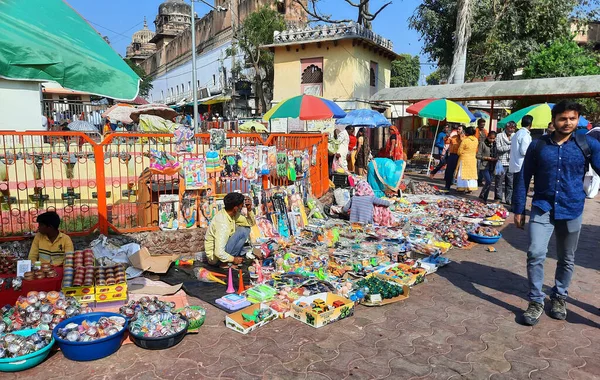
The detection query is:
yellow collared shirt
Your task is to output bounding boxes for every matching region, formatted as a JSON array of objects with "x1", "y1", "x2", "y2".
[
  {"x1": 204, "y1": 209, "x2": 254, "y2": 264},
  {"x1": 28, "y1": 232, "x2": 74, "y2": 265}
]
